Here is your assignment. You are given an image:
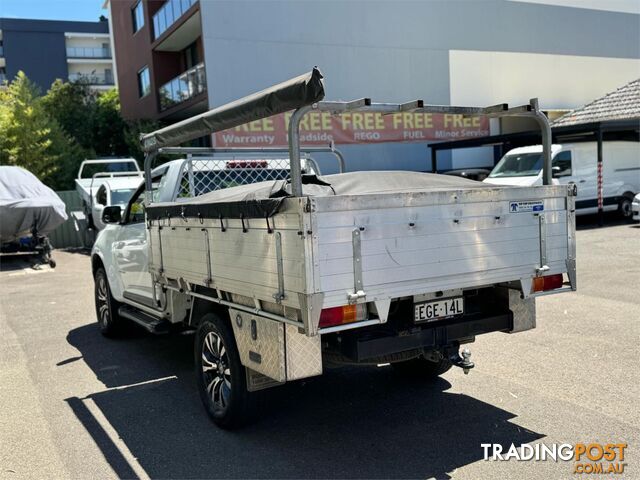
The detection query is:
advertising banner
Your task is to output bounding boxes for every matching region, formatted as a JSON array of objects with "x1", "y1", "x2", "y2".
[{"x1": 213, "y1": 111, "x2": 489, "y2": 147}]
